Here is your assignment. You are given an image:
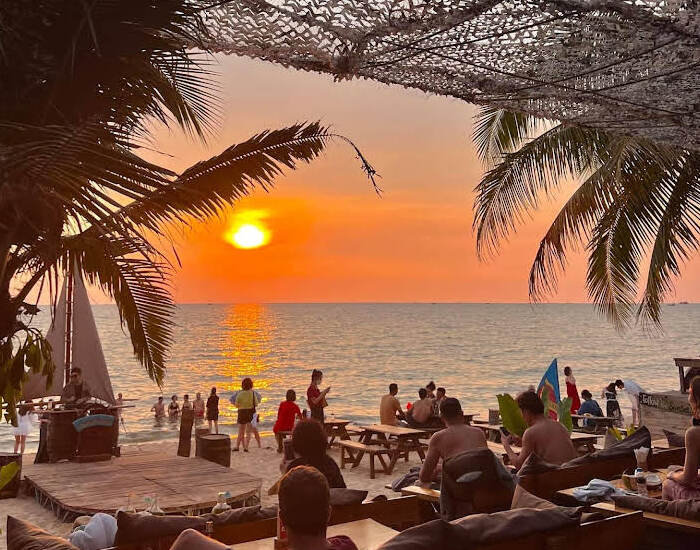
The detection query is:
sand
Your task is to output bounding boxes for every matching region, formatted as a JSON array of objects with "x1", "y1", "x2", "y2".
[{"x1": 0, "y1": 434, "x2": 420, "y2": 550}]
